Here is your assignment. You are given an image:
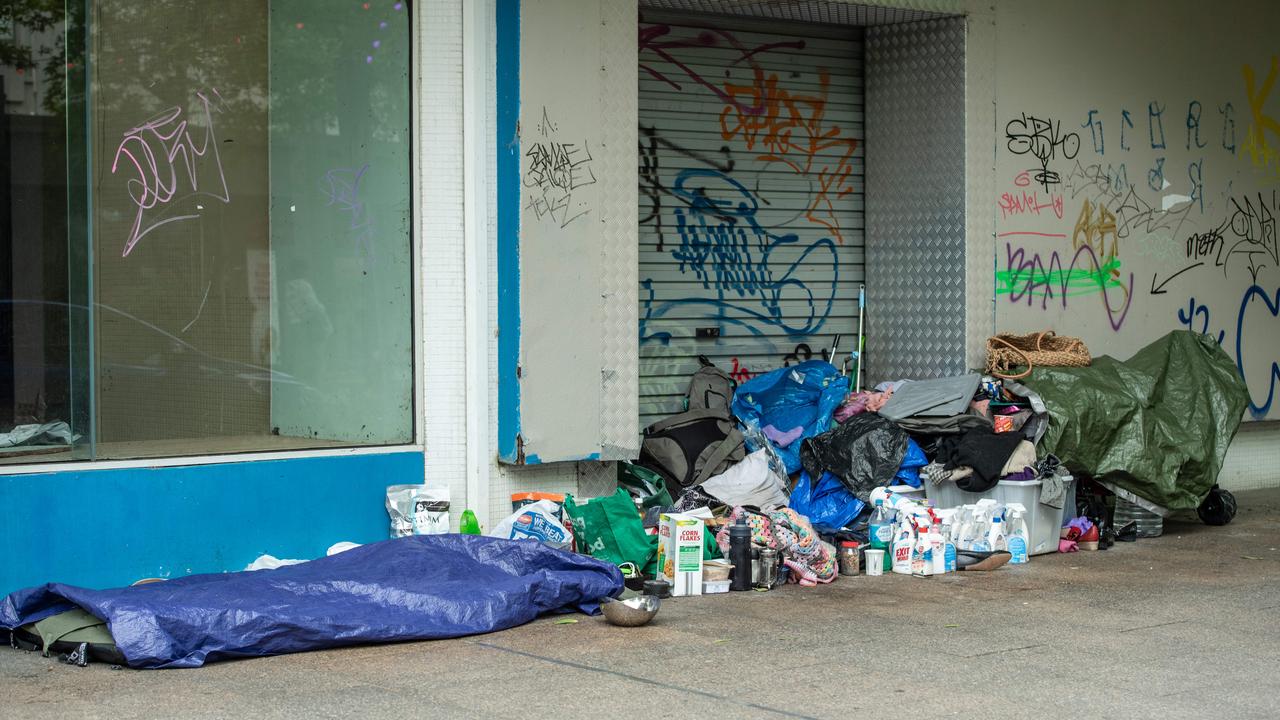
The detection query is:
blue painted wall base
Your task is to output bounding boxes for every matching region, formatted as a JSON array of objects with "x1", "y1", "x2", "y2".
[{"x1": 0, "y1": 451, "x2": 424, "y2": 595}]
